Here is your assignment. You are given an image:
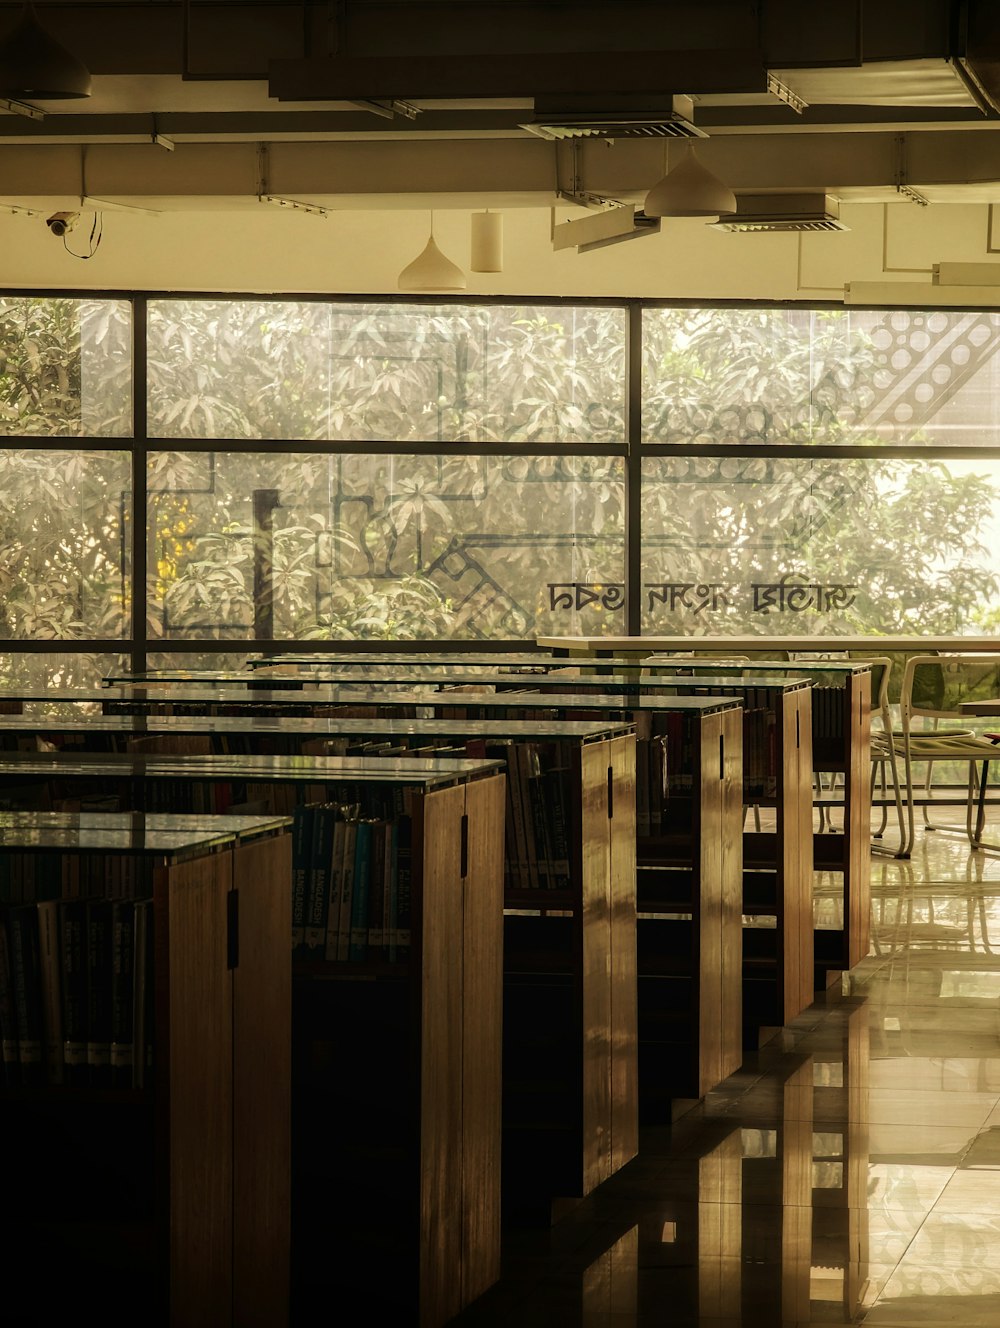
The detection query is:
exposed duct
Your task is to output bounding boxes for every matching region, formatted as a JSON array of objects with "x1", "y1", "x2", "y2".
[
  {"x1": 708, "y1": 193, "x2": 848, "y2": 232},
  {"x1": 521, "y1": 95, "x2": 705, "y2": 142}
]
